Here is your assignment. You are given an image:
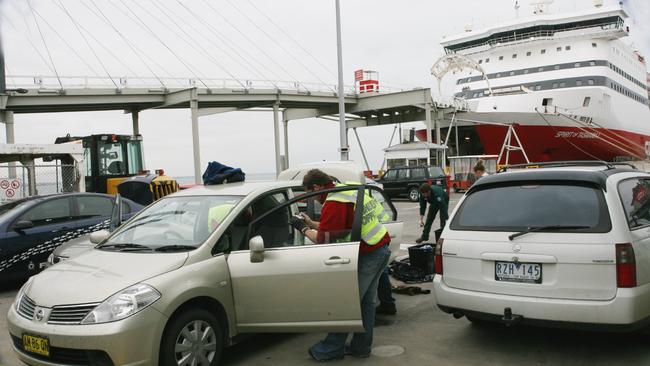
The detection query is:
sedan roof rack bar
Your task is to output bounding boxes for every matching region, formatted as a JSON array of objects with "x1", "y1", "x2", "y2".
[{"x1": 497, "y1": 160, "x2": 620, "y2": 173}]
